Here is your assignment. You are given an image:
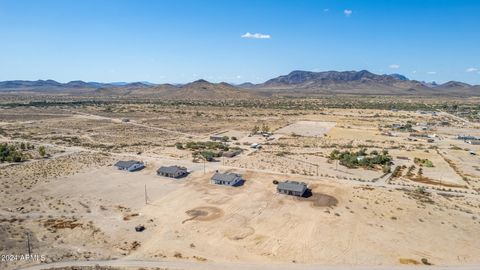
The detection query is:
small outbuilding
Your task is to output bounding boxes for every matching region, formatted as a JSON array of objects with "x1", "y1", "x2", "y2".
[
  {"x1": 210, "y1": 135, "x2": 225, "y2": 141},
  {"x1": 222, "y1": 150, "x2": 241, "y2": 158},
  {"x1": 114, "y1": 160, "x2": 145, "y2": 172},
  {"x1": 211, "y1": 172, "x2": 242, "y2": 186},
  {"x1": 157, "y1": 165, "x2": 188, "y2": 178},
  {"x1": 277, "y1": 181, "x2": 308, "y2": 197}
]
